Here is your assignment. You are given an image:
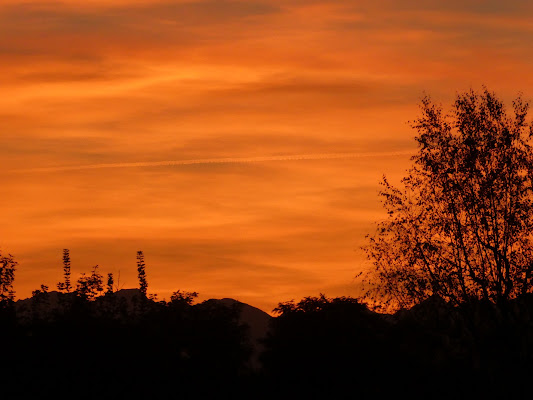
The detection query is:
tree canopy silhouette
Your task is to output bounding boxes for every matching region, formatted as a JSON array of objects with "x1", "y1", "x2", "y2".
[
  {"x1": 366, "y1": 88, "x2": 533, "y2": 310},
  {"x1": 0, "y1": 250, "x2": 16, "y2": 306}
]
